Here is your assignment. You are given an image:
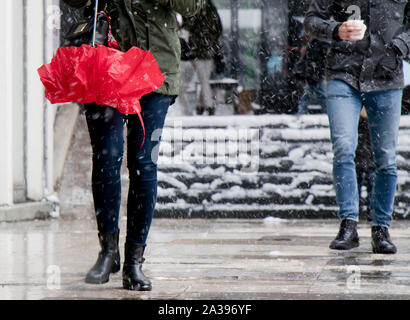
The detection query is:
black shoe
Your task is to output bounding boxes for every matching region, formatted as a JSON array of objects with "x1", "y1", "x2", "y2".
[
  {"x1": 196, "y1": 105, "x2": 205, "y2": 115},
  {"x1": 371, "y1": 226, "x2": 397, "y2": 254},
  {"x1": 122, "y1": 242, "x2": 152, "y2": 291},
  {"x1": 207, "y1": 107, "x2": 215, "y2": 116},
  {"x1": 85, "y1": 232, "x2": 121, "y2": 284},
  {"x1": 329, "y1": 219, "x2": 360, "y2": 250}
]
